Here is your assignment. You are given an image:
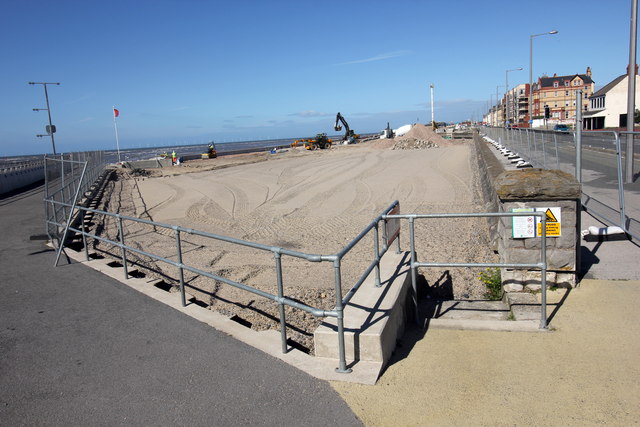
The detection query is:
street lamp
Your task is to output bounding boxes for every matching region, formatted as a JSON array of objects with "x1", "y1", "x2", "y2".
[
  {"x1": 29, "y1": 81, "x2": 60, "y2": 155},
  {"x1": 429, "y1": 83, "x2": 435, "y2": 129},
  {"x1": 506, "y1": 68, "x2": 523, "y2": 126},
  {"x1": 529, "y1": 30, "x2": 558, "y2": 127}
]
